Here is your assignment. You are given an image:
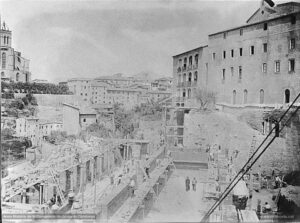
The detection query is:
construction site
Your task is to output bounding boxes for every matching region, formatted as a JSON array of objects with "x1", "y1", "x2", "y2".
[{"x1": 2, "y1": 95, "x2": 300, "y2": 223}]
